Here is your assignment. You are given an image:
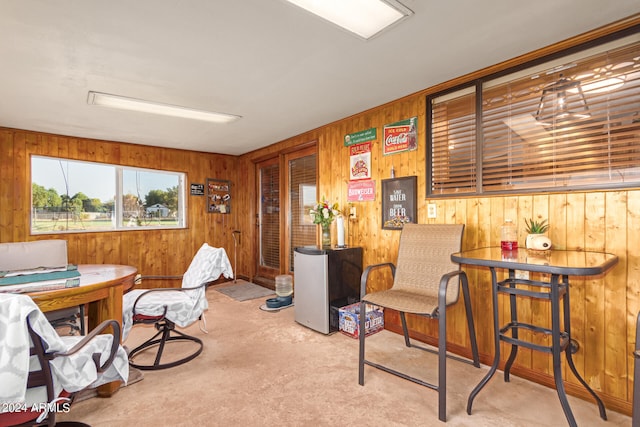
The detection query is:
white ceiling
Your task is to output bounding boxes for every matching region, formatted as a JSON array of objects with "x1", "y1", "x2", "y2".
[{"x1": 1, "y1": 1, "x2": 638, "y2": 155}]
